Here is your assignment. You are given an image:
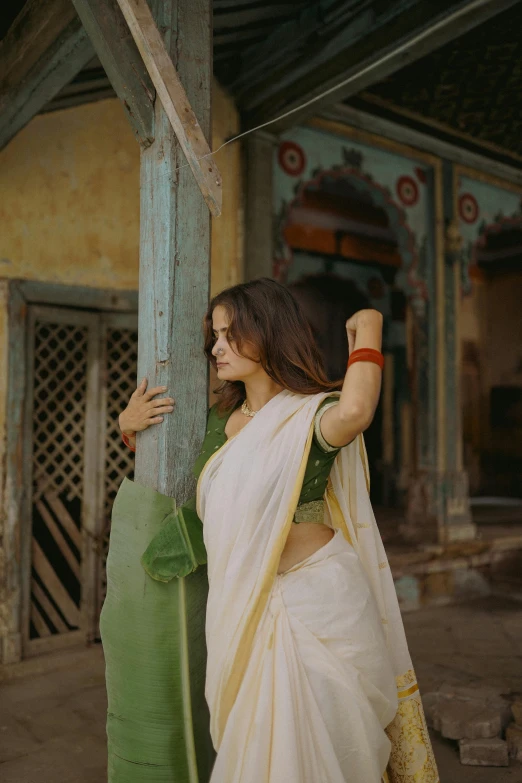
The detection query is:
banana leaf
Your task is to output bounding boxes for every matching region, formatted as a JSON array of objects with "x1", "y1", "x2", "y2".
[{"x1": 100, "y1": 477, "x2": 214, "y2": 782}]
